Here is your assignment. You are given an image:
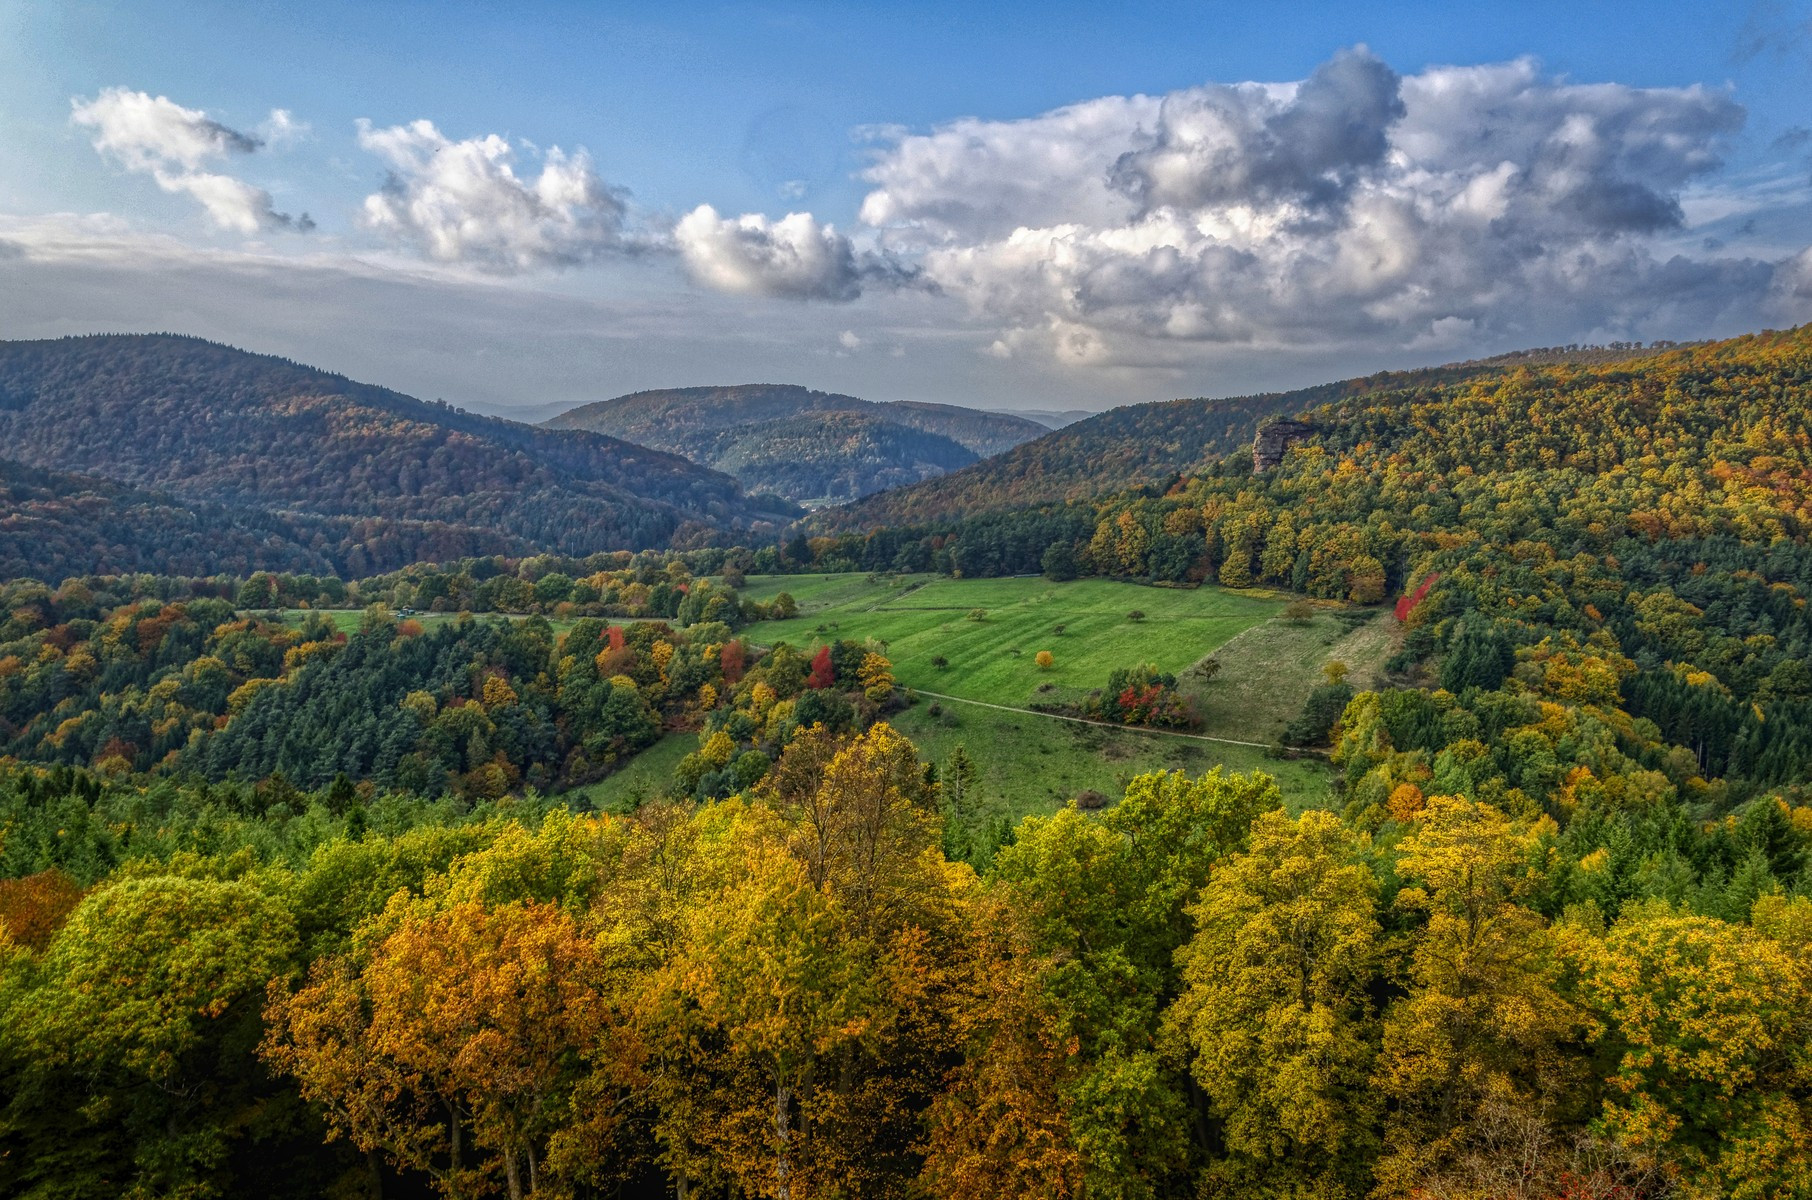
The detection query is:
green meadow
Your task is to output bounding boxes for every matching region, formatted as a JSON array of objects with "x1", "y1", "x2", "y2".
[
  {"x1": 730, "y1": 573, "x2": 1397, "y2": 819},
  {"x1": 740, "y1": 573, "x2": 1282, "y2": 705}
]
